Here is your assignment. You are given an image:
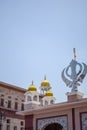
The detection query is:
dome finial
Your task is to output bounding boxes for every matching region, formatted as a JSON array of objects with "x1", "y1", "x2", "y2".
[
  {"x1": 44, "y1": 75, "x2": 46, "y2": 80},
  {"x1": 27, "y1": 80, "x2": 37, "y2": 91},
  {"x1": 32, "y1": 80, "x2": 34, "y2": 85},
  {"x1": 73, "y1": 48, "x2": 76, "y2": 61}
]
